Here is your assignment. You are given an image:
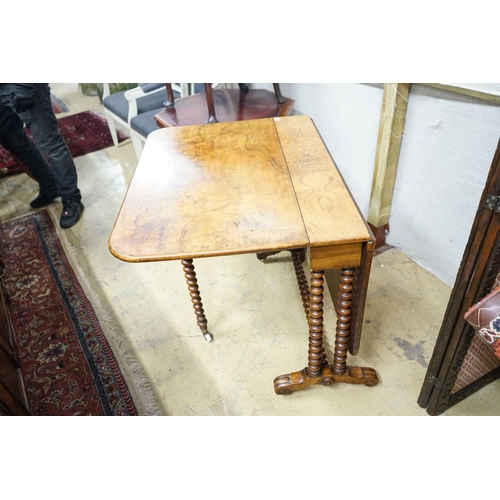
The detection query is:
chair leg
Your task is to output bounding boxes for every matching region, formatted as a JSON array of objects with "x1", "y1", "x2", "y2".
[
  {"x1": 104, "y1": 114, "x2": 120, "y2": 147},
  {"x1": 131, "y1": 134, "x2": 144, "y2": 160},
  {"x1": 273, "y1": 83, "x2": 286, "y2": 104}
]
